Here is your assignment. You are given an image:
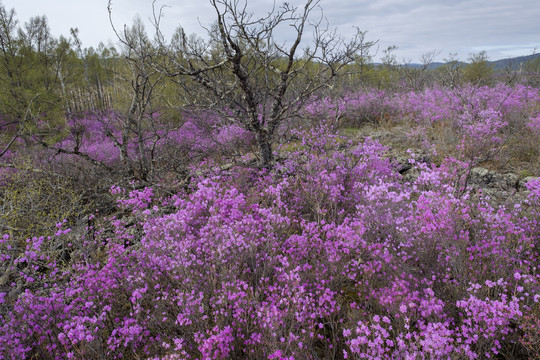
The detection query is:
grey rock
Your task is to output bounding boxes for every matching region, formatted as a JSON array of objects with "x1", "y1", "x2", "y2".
[
  {"x1": 402, "y1": 168, "x2": 421, "y2": 182},
  {"x1": 470, "y1": 167, "x2": 489, "y2": 178},
  {"x1": 469, "y1": 167, "x2": 519, "y2": 191},
  {"x1": 493, "y1": 173, "x2": 519, "y2": 191}
]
